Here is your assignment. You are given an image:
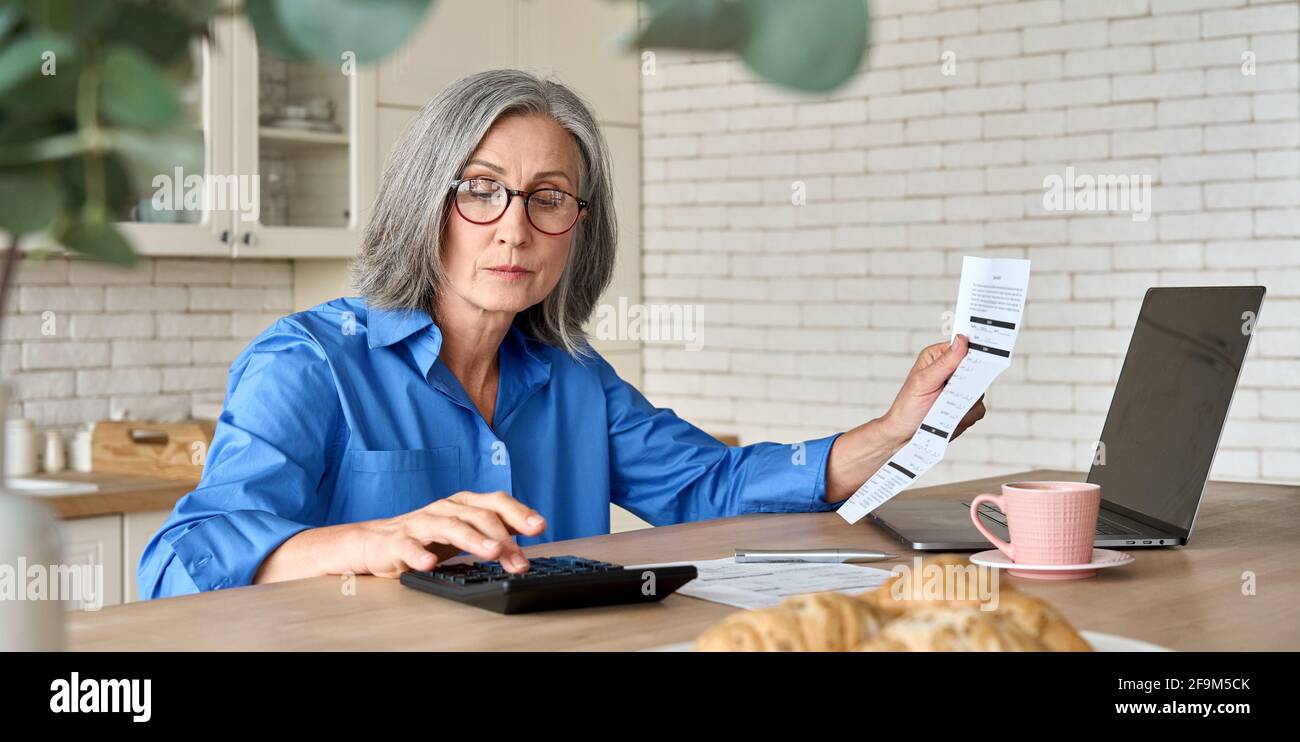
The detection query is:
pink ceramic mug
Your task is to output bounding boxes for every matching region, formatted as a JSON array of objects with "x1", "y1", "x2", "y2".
[{"x1": 969, "y1": 481, "x2": 1100, "y2": 571}]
